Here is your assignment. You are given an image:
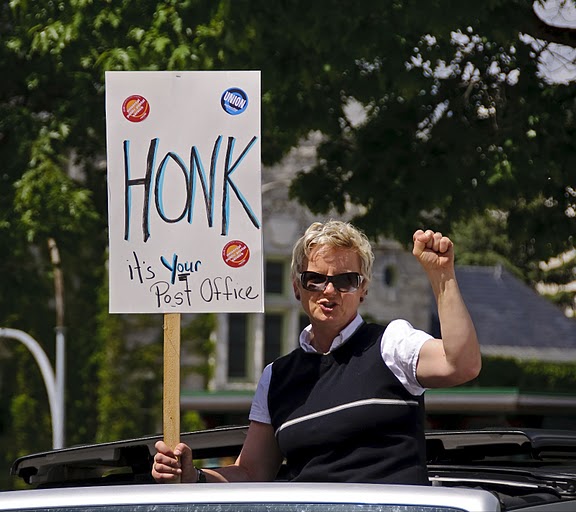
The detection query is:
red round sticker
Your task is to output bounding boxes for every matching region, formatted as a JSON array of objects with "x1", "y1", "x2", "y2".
[
  {"x1": 222, "y1": 240, "x2": 250, "y2": 268},
  {"x1": 122, "y1": 95, "x2": 150, "y2": 123}
]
